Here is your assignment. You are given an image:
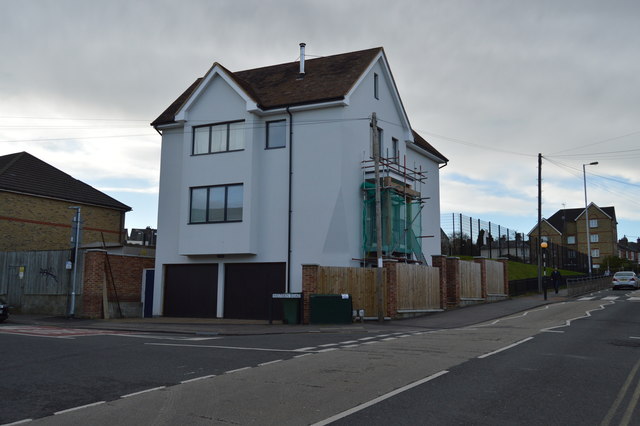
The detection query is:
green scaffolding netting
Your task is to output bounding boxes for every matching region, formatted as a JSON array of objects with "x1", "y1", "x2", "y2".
[{"x1": 361, "y1": 181, "x2": 425, "y2": 263}]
